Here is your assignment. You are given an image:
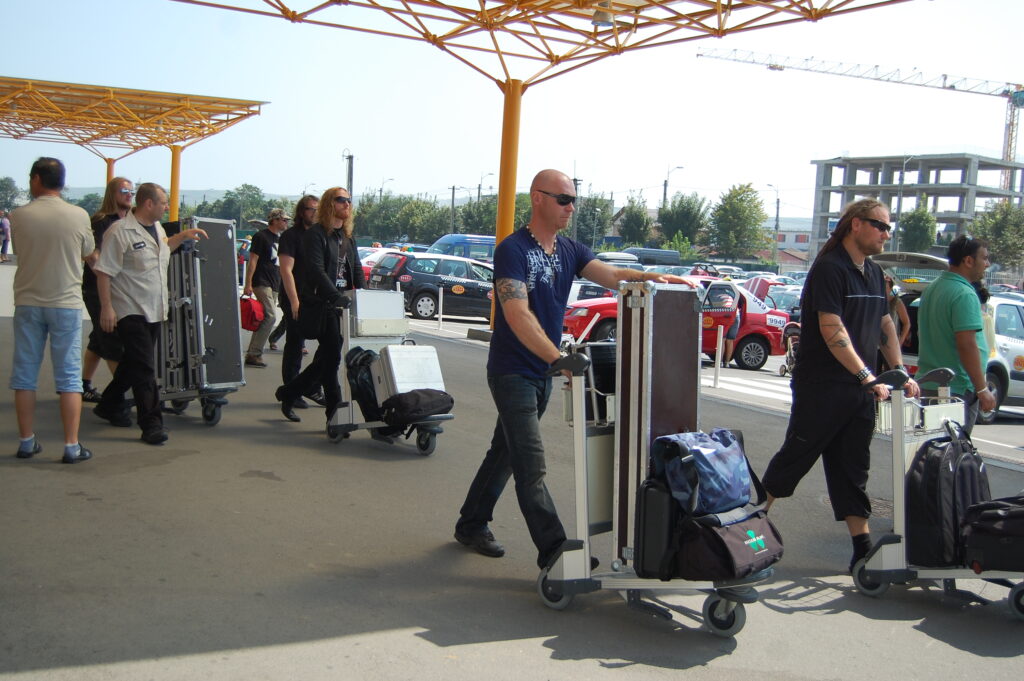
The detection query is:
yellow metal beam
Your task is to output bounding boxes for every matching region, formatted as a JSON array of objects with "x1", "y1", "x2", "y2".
[{"x1": 169, "y1": 145, "x2": 183, "y2": 222}]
